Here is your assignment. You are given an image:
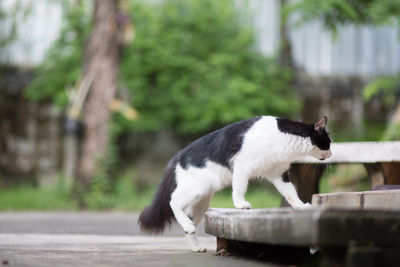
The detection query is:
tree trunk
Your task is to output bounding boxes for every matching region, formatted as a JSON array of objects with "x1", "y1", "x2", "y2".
[
  {"x1": 76, "y1": 0, "x2": 121, "y2": 191},
  {"x1": 279, "y1": 0, "x2": 294, "y2": 69}
]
